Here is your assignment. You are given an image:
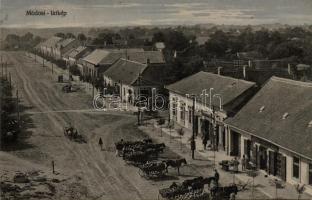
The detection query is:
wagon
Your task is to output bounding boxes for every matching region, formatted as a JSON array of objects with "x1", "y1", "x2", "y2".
[
  {"x1": 158, "y1": 177, "x2": 206, "y2": 200},
  {"x1": 63, "y1": 126, "x2": 86, "y2": 143},
  {"x1": 138, "y1": 161, "x2": 167, "y2": 179}
]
